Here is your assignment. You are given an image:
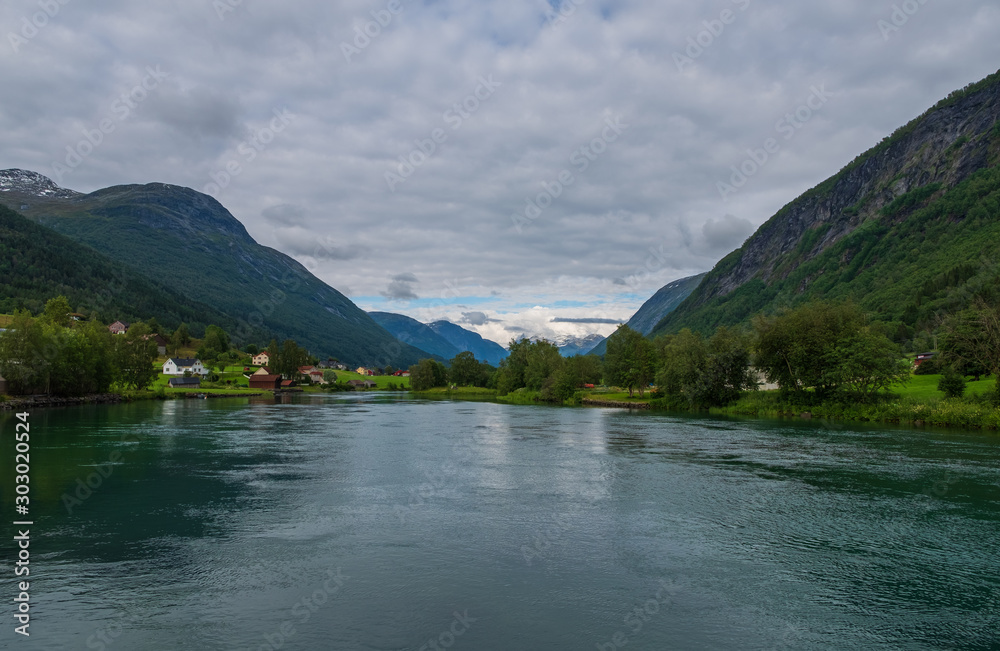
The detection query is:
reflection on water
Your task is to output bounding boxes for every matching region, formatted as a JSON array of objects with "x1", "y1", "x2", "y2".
[{"x1": 1, "y1": 395, "x2": 998, "y2": 649}]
